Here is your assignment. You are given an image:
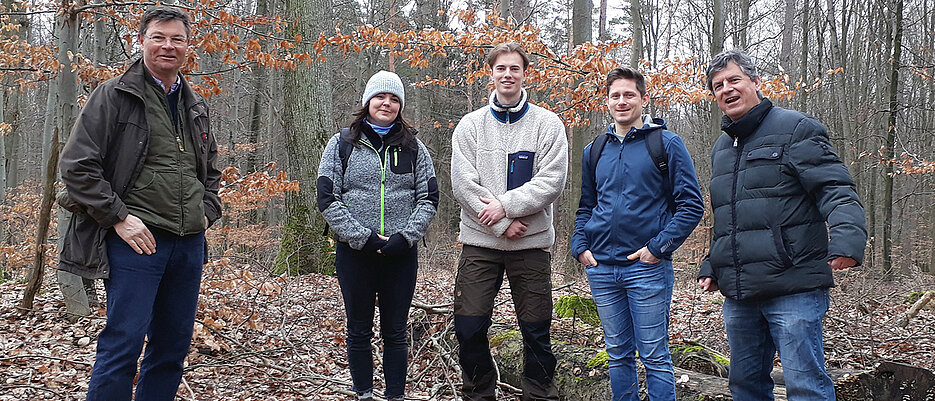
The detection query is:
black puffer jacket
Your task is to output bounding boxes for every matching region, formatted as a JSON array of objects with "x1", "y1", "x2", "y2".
[{"x1": 698, "y1": 99, "x2": 866, "y2": 300}]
